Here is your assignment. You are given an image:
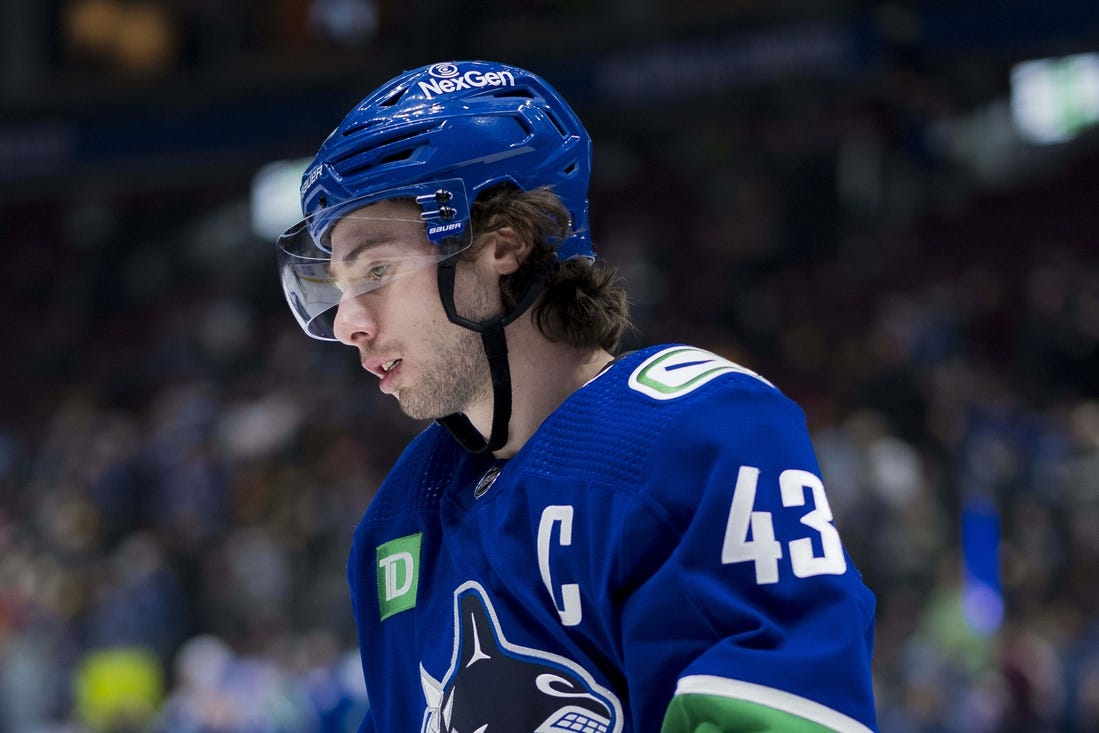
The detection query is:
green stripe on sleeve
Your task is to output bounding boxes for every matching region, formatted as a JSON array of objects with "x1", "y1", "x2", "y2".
[{"x1": 661, "y1": 676, "x2": 873, "y2": 733}]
